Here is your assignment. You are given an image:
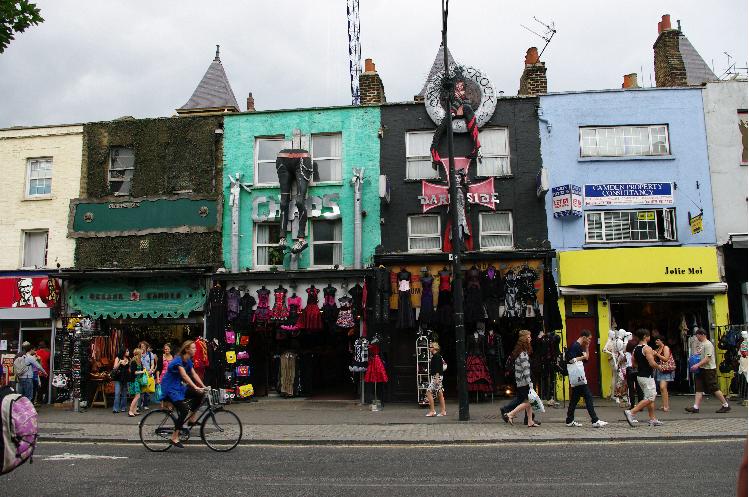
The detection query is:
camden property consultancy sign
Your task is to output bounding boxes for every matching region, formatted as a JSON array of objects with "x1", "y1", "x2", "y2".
[{"x1": 583, "y1": 182, "x2": 673, "y2": 206}]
